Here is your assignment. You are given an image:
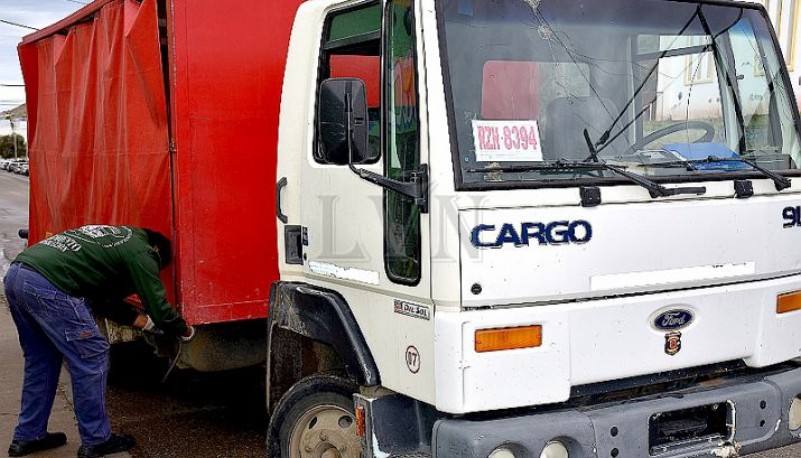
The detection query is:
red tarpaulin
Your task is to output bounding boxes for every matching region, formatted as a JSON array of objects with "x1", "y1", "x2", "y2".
[
  {"x1": 19, "y1": 0, "x2": 170, "y2": 242},
  {"x1": 20, "y1": 0, "x2": 303, "y2": 325}
]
